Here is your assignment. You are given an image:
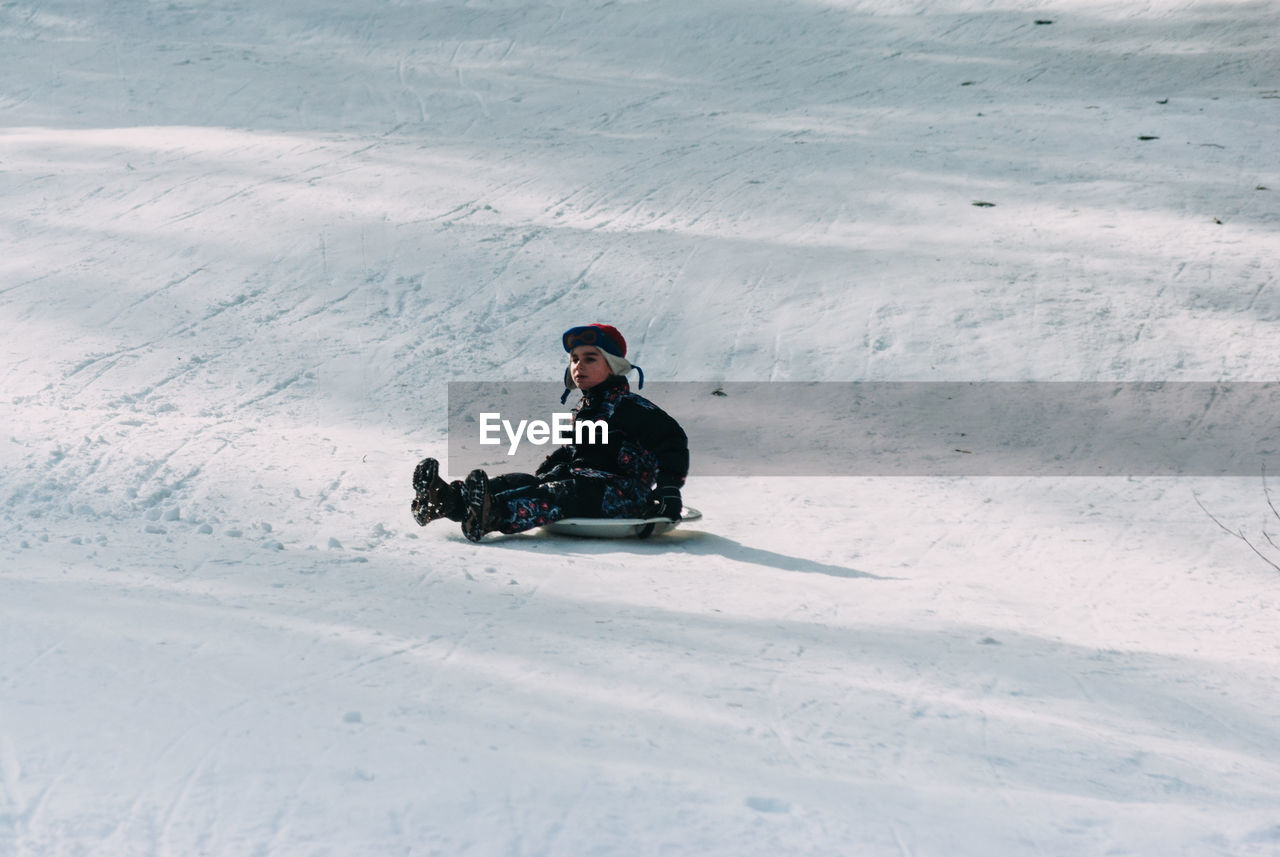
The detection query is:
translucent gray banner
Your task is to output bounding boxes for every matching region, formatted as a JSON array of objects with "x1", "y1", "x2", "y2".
[{"x1": 447, "y1": 382, "x2": 1279, "y2": 477}]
